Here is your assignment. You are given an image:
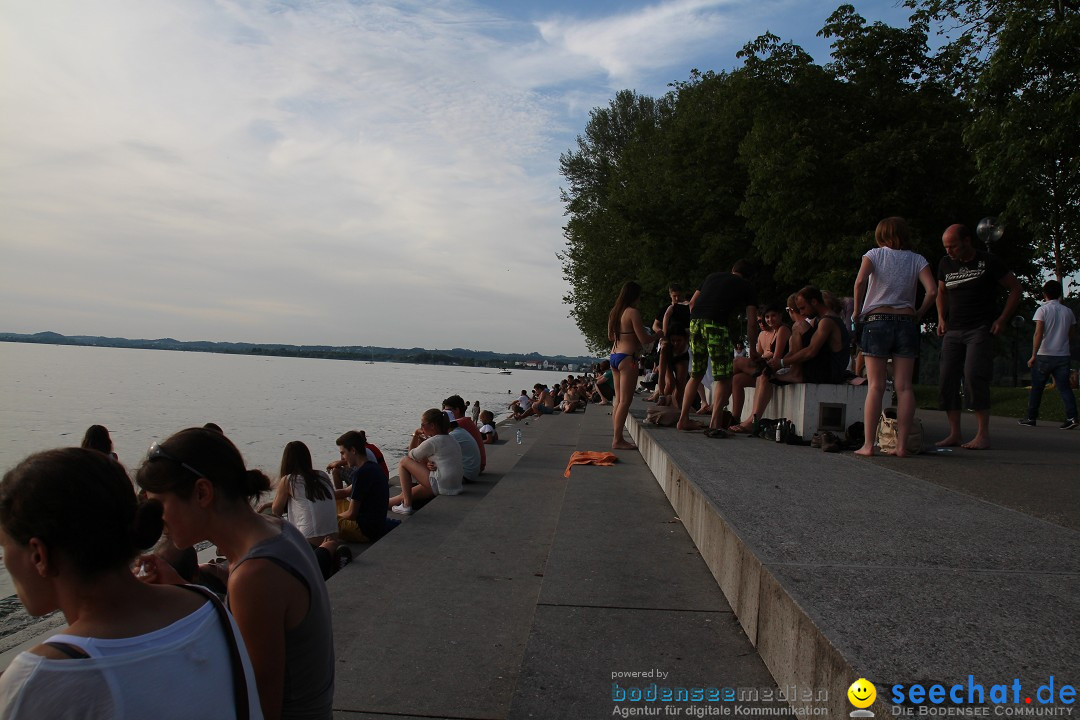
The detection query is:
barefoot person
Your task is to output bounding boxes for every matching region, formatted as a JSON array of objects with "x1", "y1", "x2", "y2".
[
  {"x1": 607, "y1": 281, "x2": 655, "y2": 450},
  {"x1": 935, "y1": 223, "x2": 1021, "y2": 450},
  {"x1": 851, "y1": 217, "x2": 937, "y2": 457},
  {"x1": 676, "y1": 260, "x2": 759, "y2": 436},
  {"x1": 0, "y1": 448, "x2": 263, "y2": 719}
]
